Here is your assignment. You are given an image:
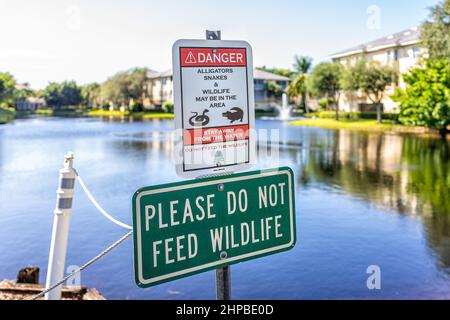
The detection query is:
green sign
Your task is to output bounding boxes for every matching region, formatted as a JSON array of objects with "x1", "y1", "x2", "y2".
[{"x1": 132, "y1": 167, "x2": 296, "y2": 288}]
